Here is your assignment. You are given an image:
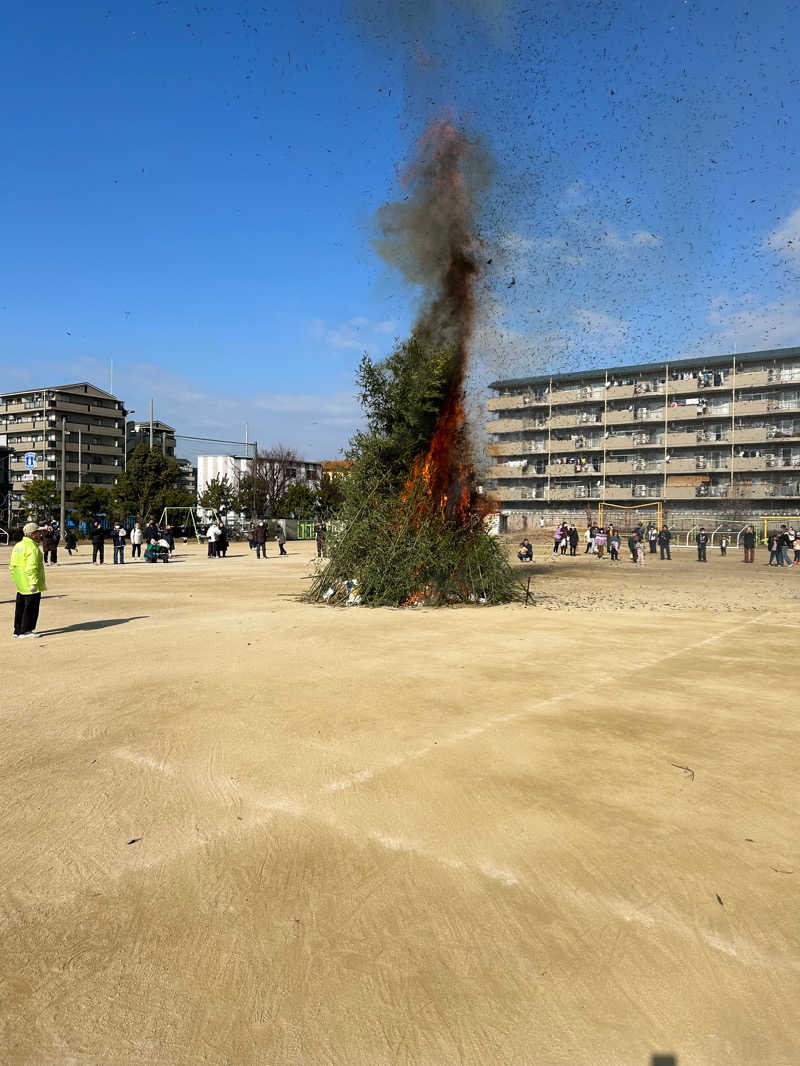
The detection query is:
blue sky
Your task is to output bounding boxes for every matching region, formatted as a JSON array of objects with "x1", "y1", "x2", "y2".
[{"x1": 1, "y1": 0, "x2": 799, "y2": 461}]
